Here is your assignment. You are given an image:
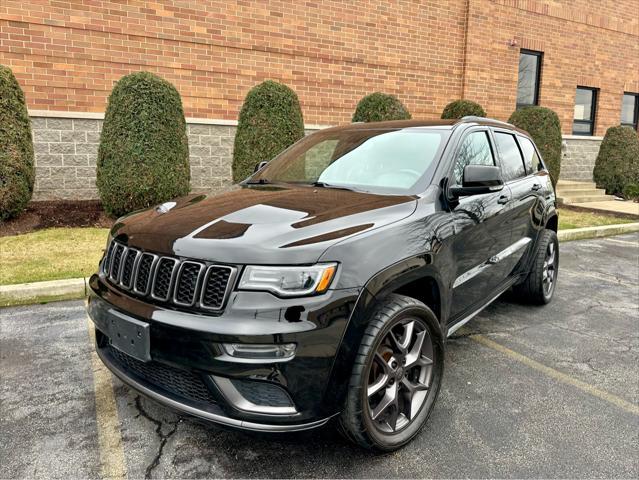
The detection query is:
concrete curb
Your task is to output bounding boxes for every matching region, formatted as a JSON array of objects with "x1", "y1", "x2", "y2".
[
  {"x1": 1, "y1": 223, "x2": 638, "y2": 307},
  {"x1": 556, "y1": 222, "x2": 639, "y2": 242},
  {"x1": 0, "y1": 278, "x2": 87, "y2": 307}
]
